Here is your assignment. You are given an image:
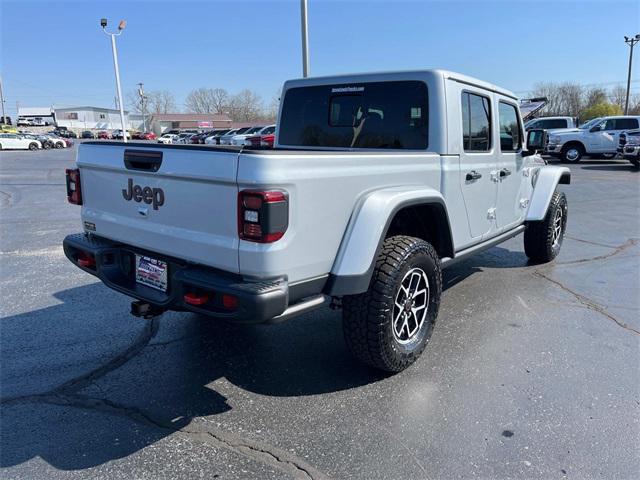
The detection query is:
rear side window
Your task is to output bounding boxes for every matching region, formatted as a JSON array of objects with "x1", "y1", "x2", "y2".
[
  {"x1": 614, "y1": 118, "x2": 639, "y2": 130},
  {"x1": 498, "y1": 102, "x2": 522, "y2": 151},
  {"x1": 279, "y1": 81, "x2": 428, "y2": 149},
  {"x1": 461, "y1": 92, "x2": 491, "y2": 151},
  {"x1": 542, "y1": 119, "x2": 568, "y2": 129}
]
